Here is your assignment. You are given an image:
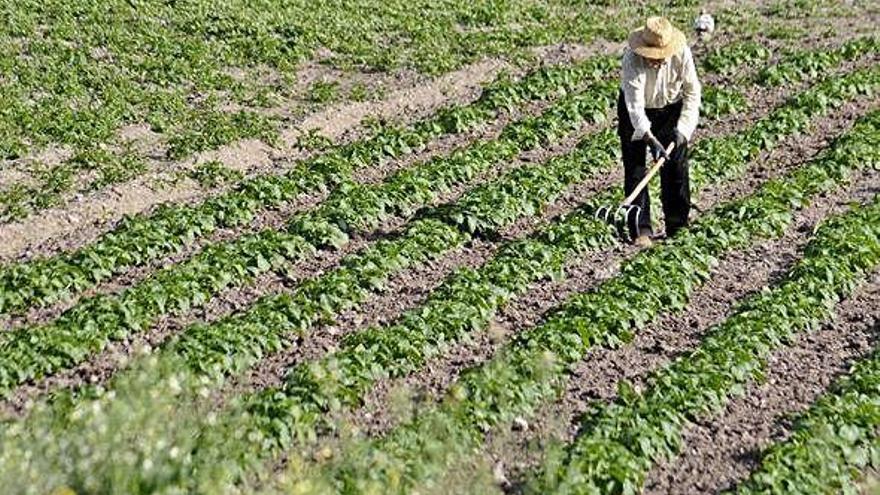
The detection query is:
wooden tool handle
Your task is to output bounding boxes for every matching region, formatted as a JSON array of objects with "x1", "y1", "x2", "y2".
[{"x1": 622, "y1": 142, "x2": 676, "y2": 206}]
